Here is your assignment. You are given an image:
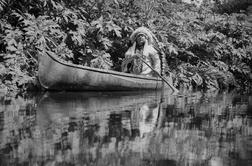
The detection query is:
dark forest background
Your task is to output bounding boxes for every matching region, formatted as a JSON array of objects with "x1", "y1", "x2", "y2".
[{"x1": 0, "y1": 0, "x2": 251, "y2": 93}]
